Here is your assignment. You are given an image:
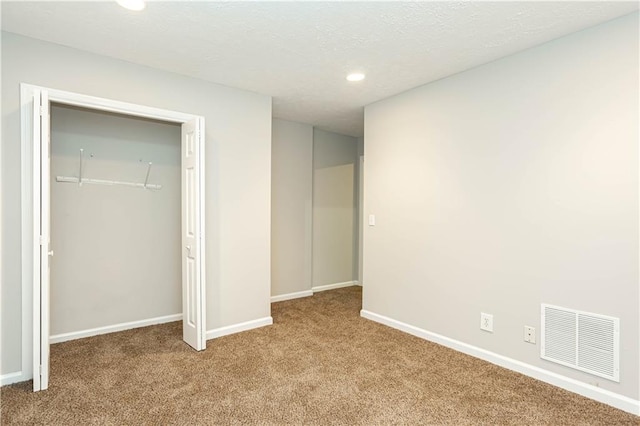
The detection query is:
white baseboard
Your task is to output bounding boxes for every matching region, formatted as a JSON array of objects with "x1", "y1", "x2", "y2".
[
  {"x1": 360, "y1": 309, "x2": 639, "y2": 416},
  {"x1": 312, "y1": 281, "x2": 357, "y2": 293},
  {"x1": 1, "y1": 371, "x2": 27, "y2": 386},
  {"x1": 271, "y1": 290, "x2": 313, "y2": 303},
  {"x1": 50, "y1": 313, "x2": 183, "y2": 344},
  {"x1": 206, "y1": 316, "x2": 273, "y2": 340},
  {"x1": 273, "y1": 282, "x2": 359, "y2": 302}
]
